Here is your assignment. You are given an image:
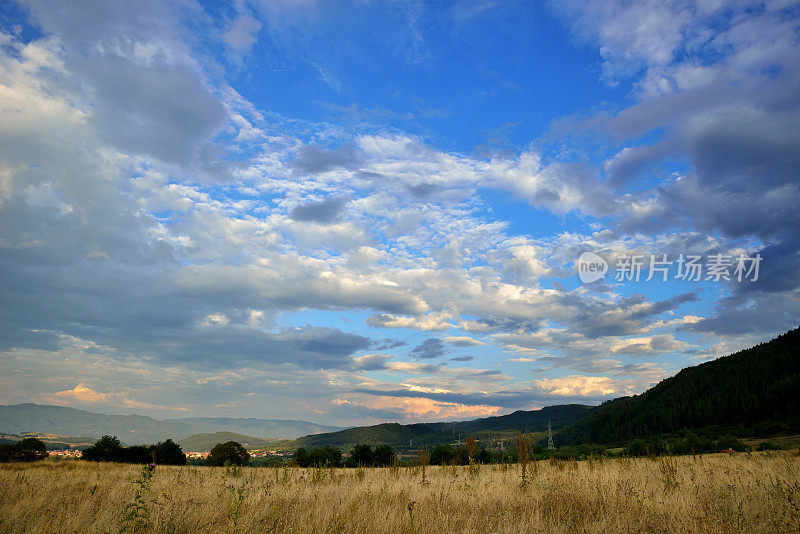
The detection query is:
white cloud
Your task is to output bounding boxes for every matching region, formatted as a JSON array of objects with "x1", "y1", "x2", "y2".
[
  {"x1": 223, "y1": 15, "x2": 262, "y2": 53},
  {"x1": 1, "y1": 0, "x2": 795, "y2": 425},
  {"x1": 366, "y1": 311, "x2": 453, "y2": 331},
  {"x1": 444, "y1": 336, "x2": 485, "y2": 346}
]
